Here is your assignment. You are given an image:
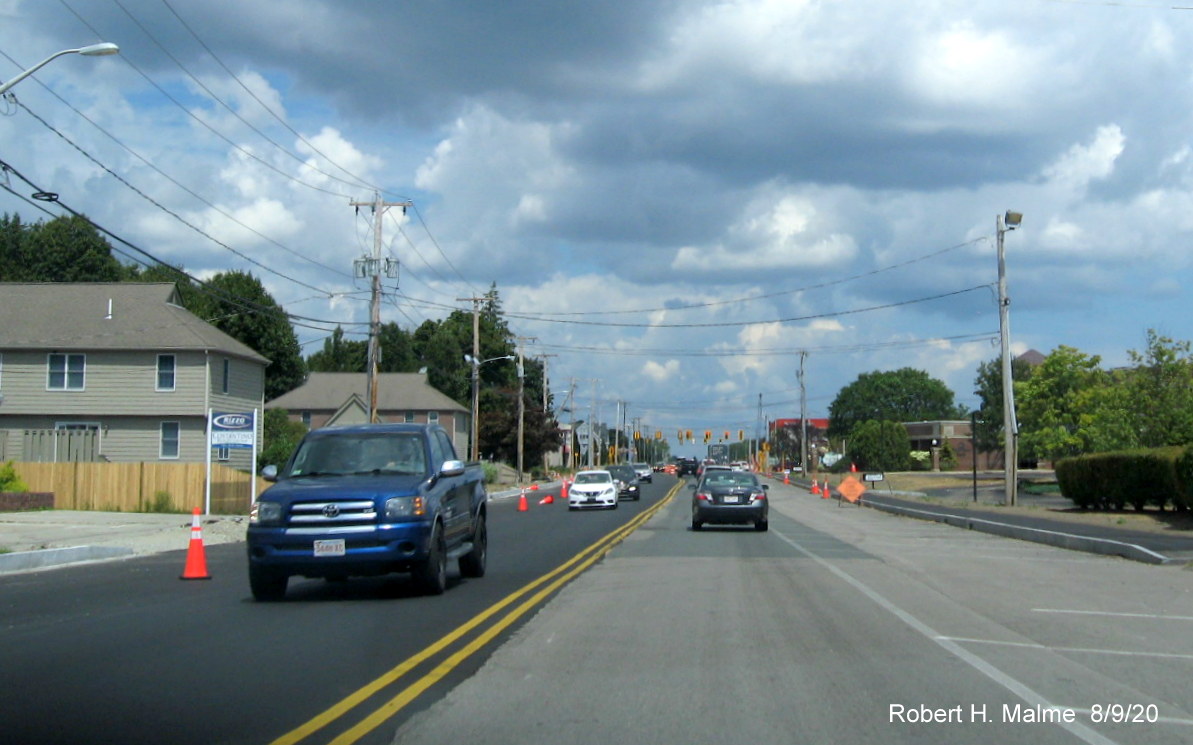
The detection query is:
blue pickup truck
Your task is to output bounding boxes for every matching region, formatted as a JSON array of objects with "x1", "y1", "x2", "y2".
[{"x1": 247, "y1": 423, "x2": 488, "y2": 600}]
